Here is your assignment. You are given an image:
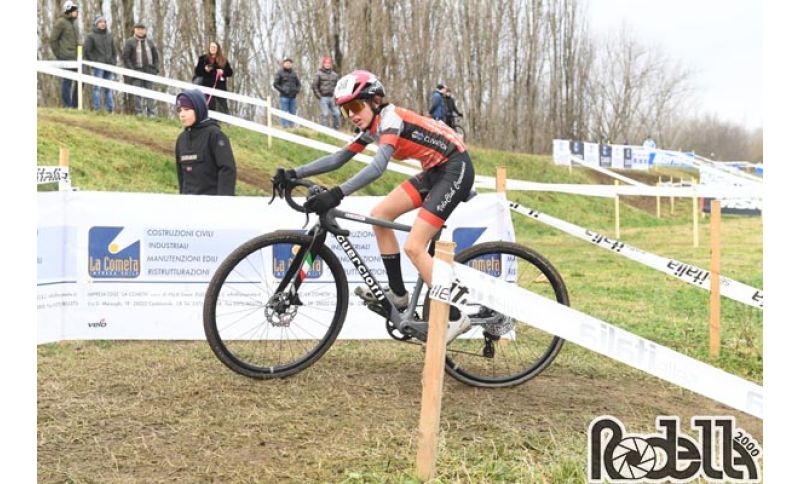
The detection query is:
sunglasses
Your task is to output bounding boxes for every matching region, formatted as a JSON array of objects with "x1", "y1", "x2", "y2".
[{"x1": 339, "y1": 100, "x2": 368, "y2": 118}]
